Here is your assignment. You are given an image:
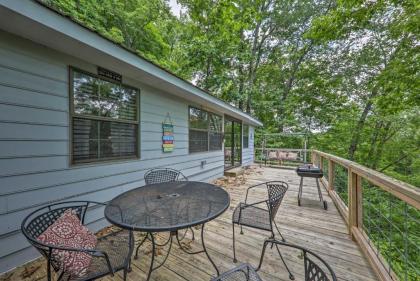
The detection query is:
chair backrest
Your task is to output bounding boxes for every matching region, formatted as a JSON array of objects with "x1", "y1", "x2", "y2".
[
  {"x1": 257, "y1": 239, "x2": 337, "y2": 281},
  {"x1": 21, "y1": 201, "x2": 95, "y2": 271},
  {"x1": 265, "y1": 181, "x2": 288, "y2": 220},
  {"x1": 144, "y1": 168, "x2": 188, "y2": 185}
]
